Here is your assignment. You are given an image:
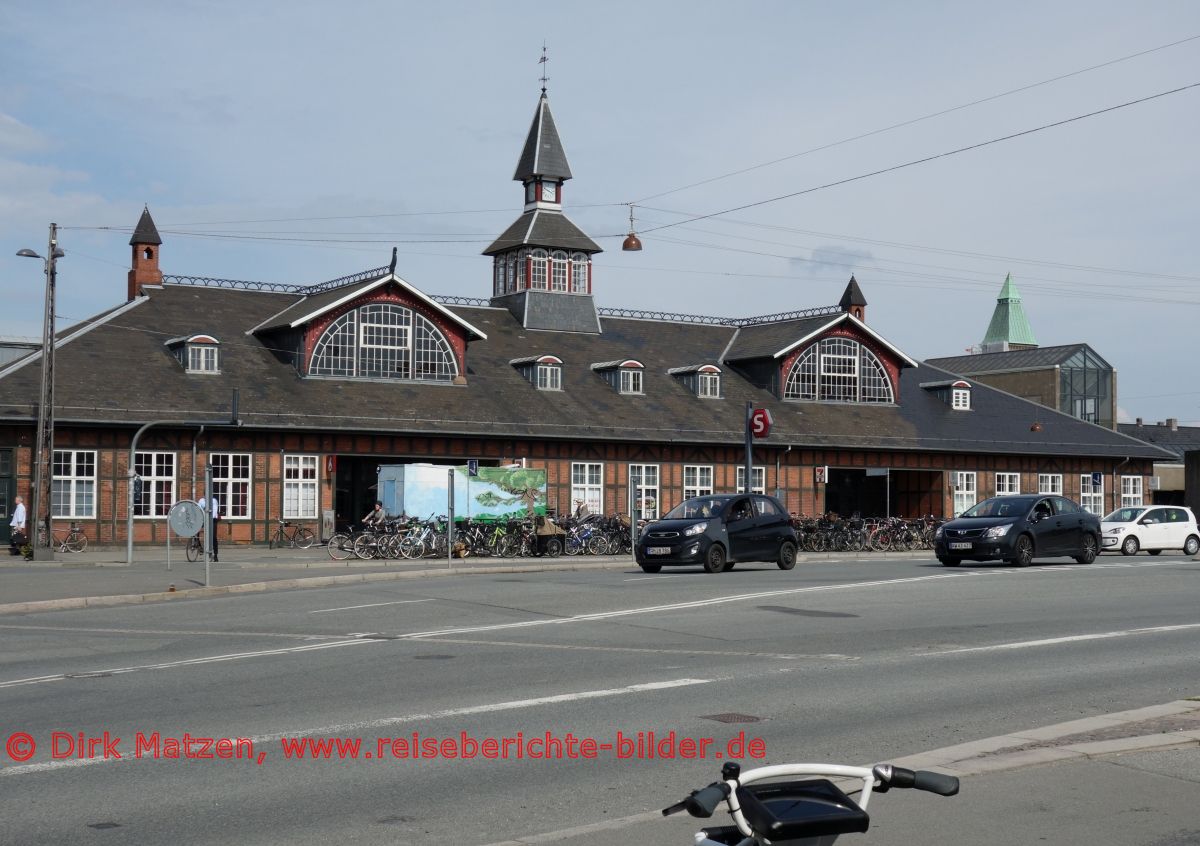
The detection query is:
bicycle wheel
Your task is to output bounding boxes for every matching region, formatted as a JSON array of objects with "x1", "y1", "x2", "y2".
[
  {"x1": 586, "y1": 535, "x2": 608, "y2": 555},
  {"x1": 66, "y1": 531, "x2": 88, "y2": 553},
  {"x1": 353, "y1": 534, "x2": 376, "y2": 560},
  {"x1": 269, "y1": 529, "x2": 283, "y2": 550},
  {"x1": 327, "y1": 533, "x2": 353, "y2": 561},
  {"x1": 186, "y1": 537, "x2": 201, "y2": 562},
  {"x1": 295, "y1": 528, "x2": 316, "y2": 549},
  {"x1": 399, "y1": 536, "x2": 425, "y2": 559}
]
